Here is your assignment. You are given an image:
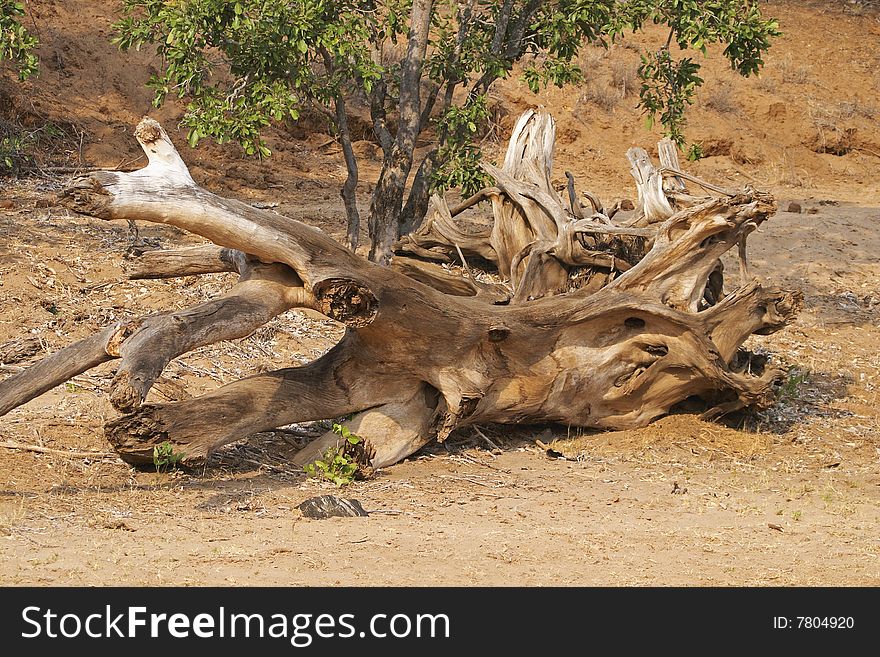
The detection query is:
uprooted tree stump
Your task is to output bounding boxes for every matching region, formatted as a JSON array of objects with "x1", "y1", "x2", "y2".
[{"x1": 0, "y1": 110, "x2": 801, "y2": 472}]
